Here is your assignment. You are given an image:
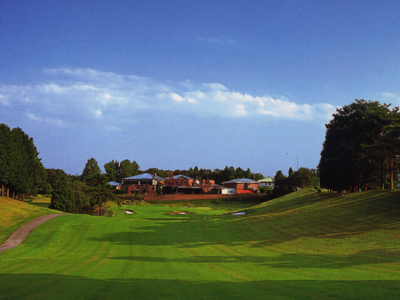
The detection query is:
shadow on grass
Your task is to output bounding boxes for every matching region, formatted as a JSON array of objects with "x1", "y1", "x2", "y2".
[
  {"x1": 0, "y1": 274, "x2": 399, "y2": 300},
  {"x1": 109, "y1": 247, "x2": 400, "y2": 268}
]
